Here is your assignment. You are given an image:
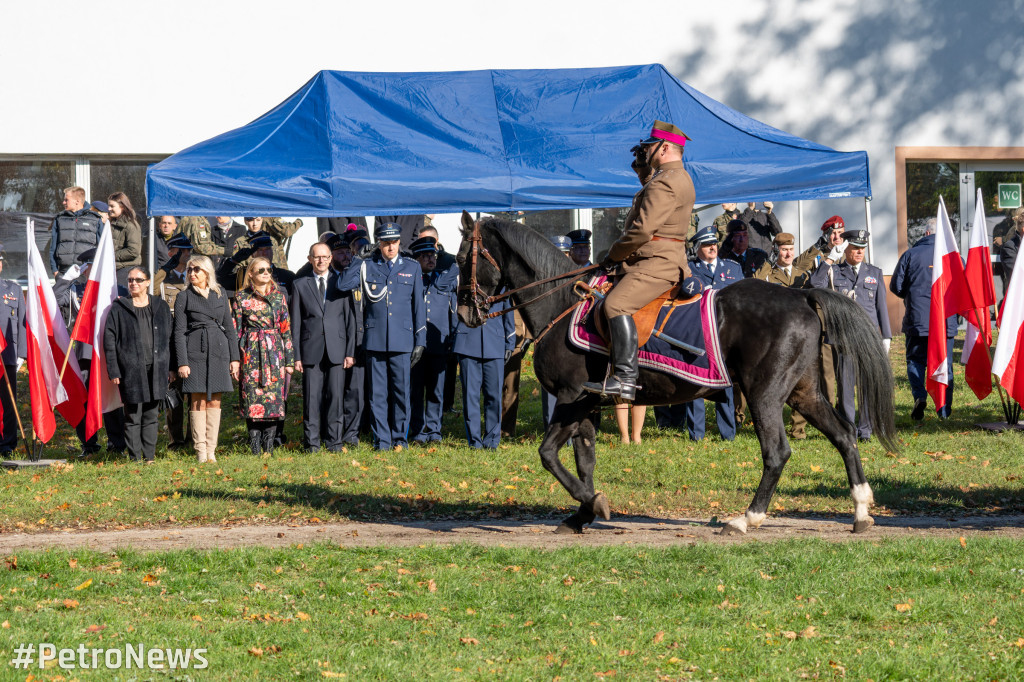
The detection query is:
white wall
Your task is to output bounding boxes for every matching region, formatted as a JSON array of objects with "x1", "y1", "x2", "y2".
[{"x1": 6, "y1": 0, "x2": 1024, "y2": 272}]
